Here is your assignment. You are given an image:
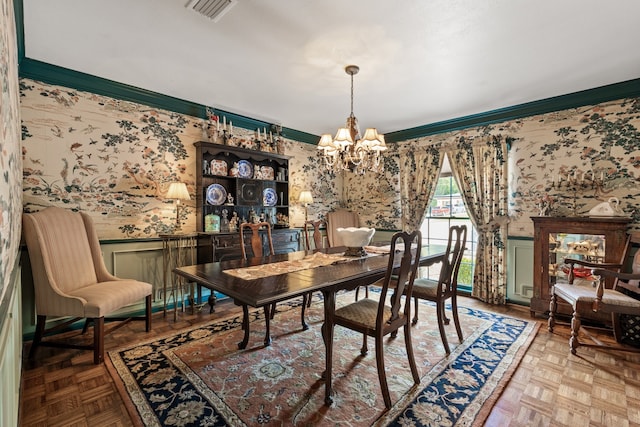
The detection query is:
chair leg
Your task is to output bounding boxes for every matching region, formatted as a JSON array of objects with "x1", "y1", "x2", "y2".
[
  {"x1": 301, "y1": 294, "x2": 309, "y2": 330},
  {"x1": 145, "y1": 295, "x2": 152, "y2": 332},
  {"x1": 613, "y1": 313, "x2": 623, "y2": 342},
  {"x1": 93, "y1": 317, "x2": 105, "y2": 364},
  {"x1": 436, "y1": 300, "x2": 451, "y2": 354},
  {"x1": 569, "y1": 309, "x2": 581, "y2": 355},
  {"x1": 29, "y1": 315, "x2": 47, "y2": 359},
  {"x1": 548, "y1": 292, "x2": 557, "y2": 332},
  {"x1": 306, "y1": 292, "x2": 313, "y2": 307},
  {"x1": 412, "y1": 296, "x2": 419, "y2": 325},
  {"x1": 451, "y1": 295, "x2": 463, "y2": 342},
  {"x1": 360, "y1": 334, "x2": 368, "y2": 356},
  {"x1": 82, "y1": 319, "x2": 91, "y2": 334},
  {"x1": 375, "y1": 334, "x2": 391, "y2": 409},
  {"x1": 403, "y1": 323, "x2": 420, "y2": 385}
]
